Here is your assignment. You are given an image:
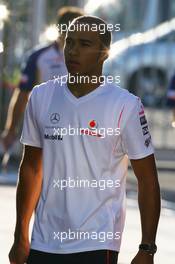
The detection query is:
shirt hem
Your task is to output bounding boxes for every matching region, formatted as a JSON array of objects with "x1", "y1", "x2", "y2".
[{"x1": 30, "y1": 243, "x2": 120, "y2": 254}]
